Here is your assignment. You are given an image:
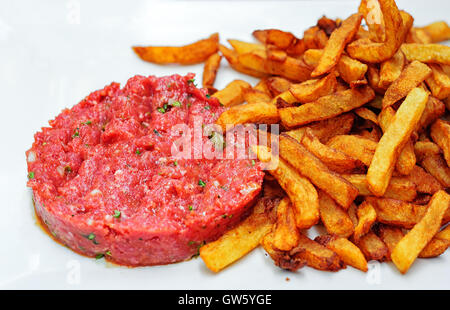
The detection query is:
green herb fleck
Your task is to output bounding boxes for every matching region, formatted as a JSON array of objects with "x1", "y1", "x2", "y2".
[
  {"x1": 95, "y1": 253, "x2": 104, "y2": 260},
  {"x1": 135, "y1": 149, "x2": 141, "y2": 155},
  {"x1": 64, "y1": 166, "x2": 72, "y2": 173},
  {"x1": 206, "y1": 94, "x2": 210, "y2": 98},
  {"x1": 251, "y1": 159, "x2": 256, "y2": 166},
  {"x1": 171, "y1": 101, "x2": 182, "y2": 107},
  {"x1": 188, "y1": 205, "x2": 193, "y2": 211},
  {"x1": 72, "y1": 128, "x2": 80, "y2": 138},
  {"x1": 204, "y1": 105, "x2": 210, "y2": 110},
  {"x1": 88, "y1": 233, "x2": 95, "y2": 240},
  {"x1": 105, "y1": 250, "x2": 112, "y2": 256},
  {"x1": 222, "y1": 214, "x2": 228, "y2": 219},
  {"x1": 157, "y1": 107, "x2": 166, "y2": 114},
  {"x1": 188, "y1": 241, "x2": 196, "y2": 246},
  {"x1": 173, "y1": 161, "x2": 178, "y2": 166},
  {"x1": 187, "y1": 78, "x2": 195, "y2": 84},
  {"x1": 28, "y1": 171, "x2": 35, "y2": 179},
  {"x1": 220, "y1": 185, "x2": 228, "y2": 191},
  {"x1": 153, "y1": 129, "x2": 162, "y2": 137},
  {"x1": 83, "y1": 120, "x2": 92, "y2": 125},
  {"x1": 113, "y1": 210, "x2": 121, "y2": 218},
  {"x1": 198, "y1": 179, "x2": 206, "y2": 187}
]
